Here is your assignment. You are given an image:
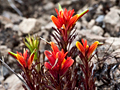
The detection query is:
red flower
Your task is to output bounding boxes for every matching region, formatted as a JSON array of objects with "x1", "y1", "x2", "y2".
[
  {"x1": 8, "y1": 50, "x2": 35, "y2": 70},
  {"x1": 51, "y1": 5, "x2": 89, "y2": 30},
  {"x1": 76, "y1": 39, "x2": 99, "y2": 59},
  {"x1": 51, "y1": 4, "x2": 89, "y2": 42},
  {"x1": 44, "y1": 42, "x2": 74, "y2": 79}
]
